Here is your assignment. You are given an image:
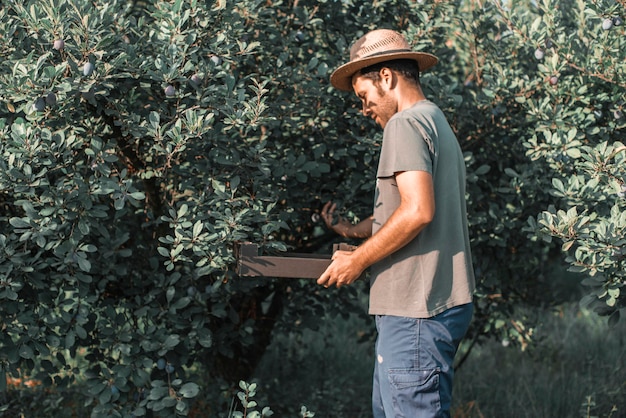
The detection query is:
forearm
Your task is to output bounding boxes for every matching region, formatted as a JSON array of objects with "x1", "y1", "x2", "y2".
[
  {"x1": 321, "y1": 201, "x2": 373, "y2": 239},
  {"x1": 351, "y1": 205, "x2": 429, "y2": 271},
  {"x1": 351, "y1": 170, "x2": 435, "y2": 272},
  {"x1": 332, "y1": 216, "x2": 373, "y2": 239}
]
